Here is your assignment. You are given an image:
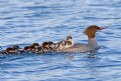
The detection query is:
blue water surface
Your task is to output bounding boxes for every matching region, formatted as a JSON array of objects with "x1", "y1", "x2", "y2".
[{"x1": 0, "y1": 0, "x2": 121, "y2": 81}]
